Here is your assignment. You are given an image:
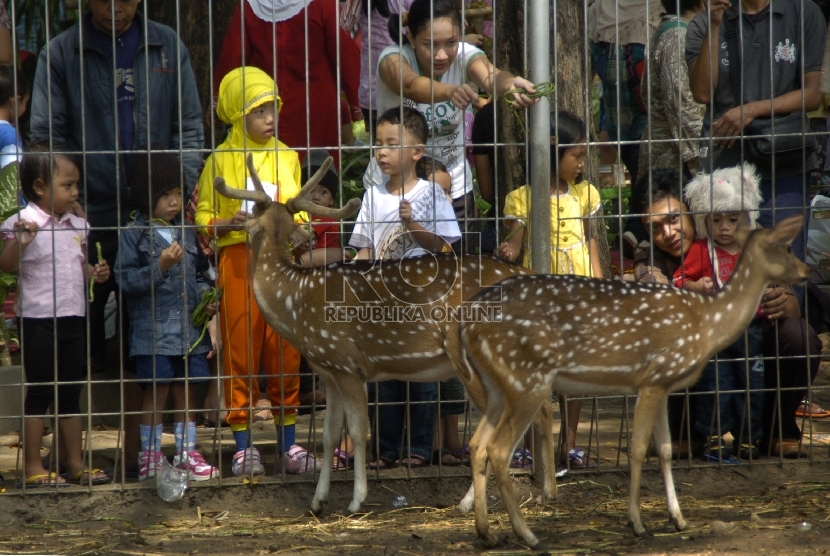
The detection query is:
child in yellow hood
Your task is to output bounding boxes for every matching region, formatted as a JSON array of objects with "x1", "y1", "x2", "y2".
[{"x1": 196, "y1": 66, "x2": 320, "y2": 476}]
